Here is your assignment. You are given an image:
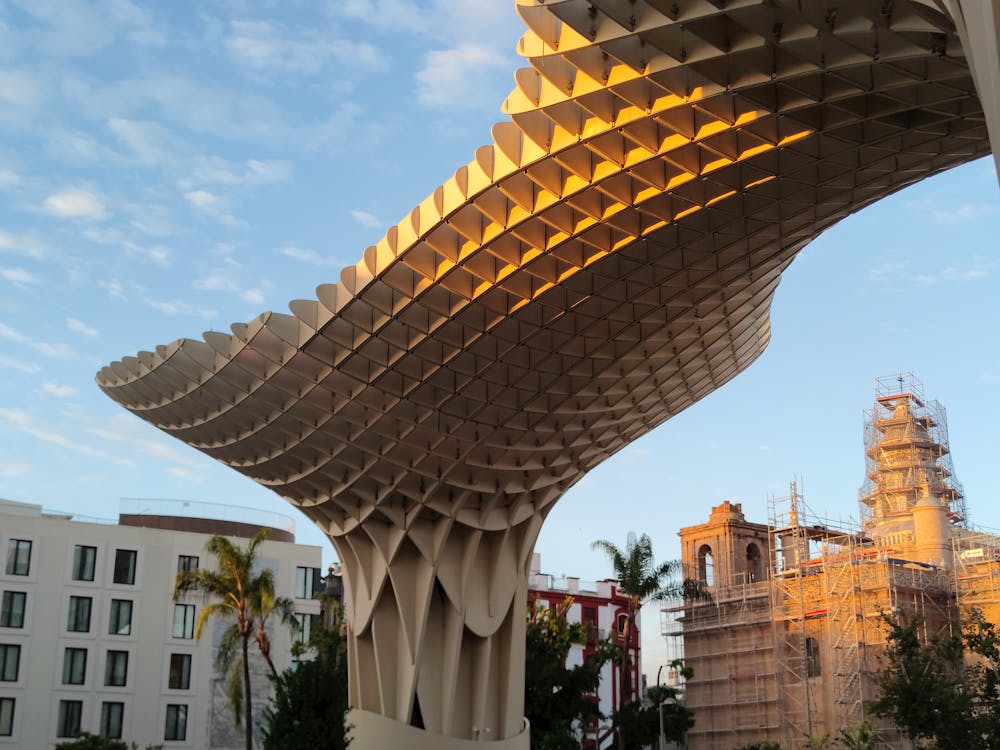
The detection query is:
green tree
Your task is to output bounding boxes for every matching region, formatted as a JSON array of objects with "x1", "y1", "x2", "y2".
[
  {"x1": 592, "y1": 533, "x2": 703, "y2": 749},
  {"x1": 836, "y1": 720, "x2": 877, "y2": 749},
  {"x1": 174, "y1": 530, "x2": 294, "y2": 750},
  {"x1": 262, "y1": 603, "x2": 350, "y2": 750},
  {"x1": 524, "y1": 598, "x2": 616, "y2": 750}
]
